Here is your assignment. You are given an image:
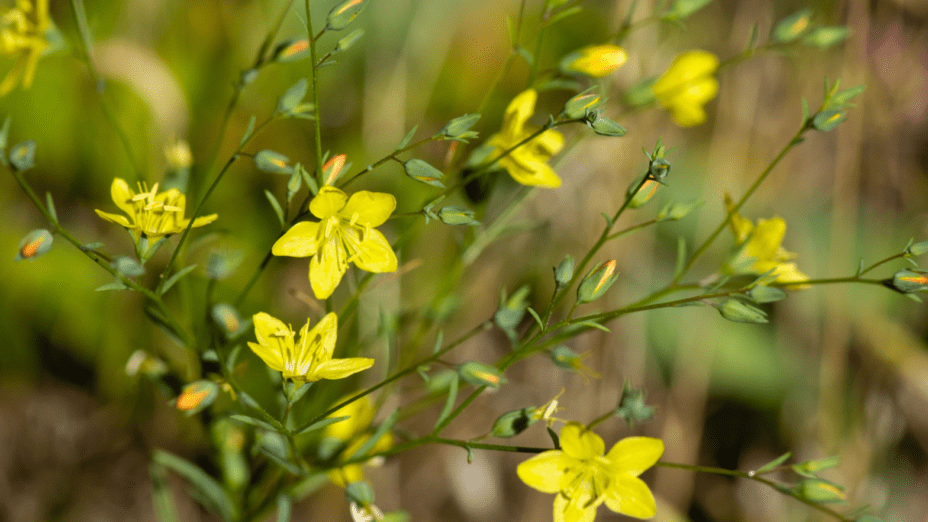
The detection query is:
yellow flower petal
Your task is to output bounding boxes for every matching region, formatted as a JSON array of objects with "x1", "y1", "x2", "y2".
[
  {"x1": 247, "y1": 341, "x2": 287, "y2": 372},
  {"x1": 309, "y1": 186, "x2": 348, "y2": 219},
  {"x1": 559, "y1": 422, "x2": 605, "y2": 460},
  {"x1": 309, "y1": 235, "x2": 349, "y2": 299},
  {"x1": 516, "y1": 450, "x2": 569, "y2": 494},
  {"x1": 324, "y1": 396, "x2": 376, "y2": 441},
  {"x1": 565, "y1": 45, "x2": 628, "y2": 78},
  {"x1": 606, "y1": 437, "x2": 664, "y2": 476},
  {"x1": 653, "y1": 50, "x2": 720, "y2": 127},
  {"x1": 501, "y1": 89, "x2": 537, "y2": 140},
  {"x1": 110, "y1": 178, "x2": 136, "y2": 216},
  {"x1": 532, "y1": 128, "x2": 565, "y2": 156},
  {"x1": 190, "y1": 213, "x2": 219, "y2": 228},
  {"x1": 341, "y1": 191, "x2": 396, "y2": 228},
  {"x1": 502, "y1": 155, "x2": 563, "y2": 188},
  {"x1": 553, "y1": 490, "x2": 597, "y2": 522},
  {"x1": 296, "y1": 312, "x2": 338, "y2": 369},
  {"x1": 94, "y1": 209, "x2": 132, "y2": 228},
  {"x1": 603, "y1": 475, "x2": 657, "y2": 519},
  {"x1": 273, "y1": 221, "x2": 321, "y2": 258},
  {"x1": 310, "y1": 358, "x2": 375, "y2": 381},
  {"x1": 252, "y1": 312, "x2": 291, "y2": 348},
  {"x1": 352, "y1": 229, "x2": 398, "y2": 273}
]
